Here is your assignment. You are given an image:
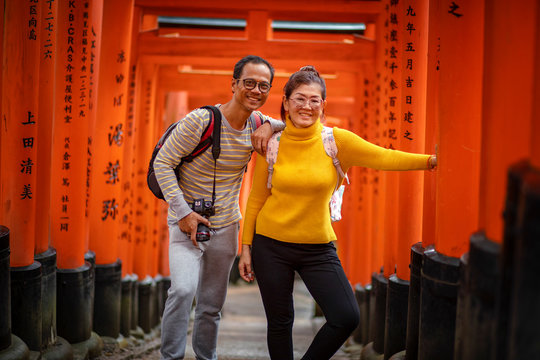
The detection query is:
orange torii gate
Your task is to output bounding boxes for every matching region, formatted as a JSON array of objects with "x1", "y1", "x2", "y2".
[{"x1": 2, "y1": 1, "x2": 540, "y2": 360}]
